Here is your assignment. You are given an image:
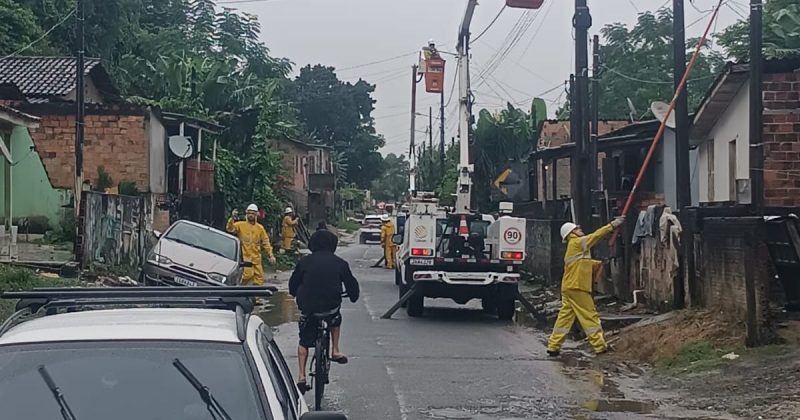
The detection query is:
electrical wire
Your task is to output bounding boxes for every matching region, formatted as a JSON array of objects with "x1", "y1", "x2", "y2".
[
  {"x1": 337, "y1": 51, "x2": 418, "y2": 72},
  {"x1": 472, "y1": 5, "x2": 507, "y2": 43},
  {"x1": 1, "y1": 8, "x2": 76, "y2": 60},
  {"x1": 601, "y1": 65, "x2": 719, "y2": 85}
]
